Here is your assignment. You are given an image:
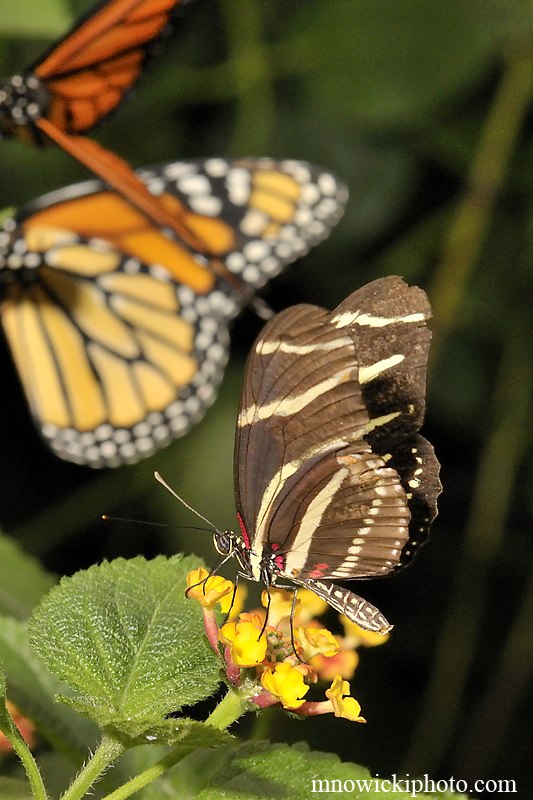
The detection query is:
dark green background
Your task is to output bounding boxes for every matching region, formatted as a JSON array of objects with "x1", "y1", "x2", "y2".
[{"x1": 1, "y1": 1, "x2": 532, "y2": 795}]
